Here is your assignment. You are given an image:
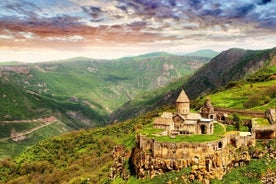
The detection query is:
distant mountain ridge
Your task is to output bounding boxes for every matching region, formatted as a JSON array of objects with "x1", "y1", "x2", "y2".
[
  {"x1": 174, "y1": 49, "x2": 219, "y2": 59},
  {"x1": 0, "y1": 53, "x2": 210, "y2": 158},
  {"x1": 185, "y1": 49, "x2": 219, "y2": 58},
  {"x1": 110, "y1": 46, "x2": 276, "y2": 122},
  {"x1": 0, "y1": 54, "x2": 210, "y2": 123},
  {"x1": 121, "y1": 52, "x2": 172, "y2": 59}
]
